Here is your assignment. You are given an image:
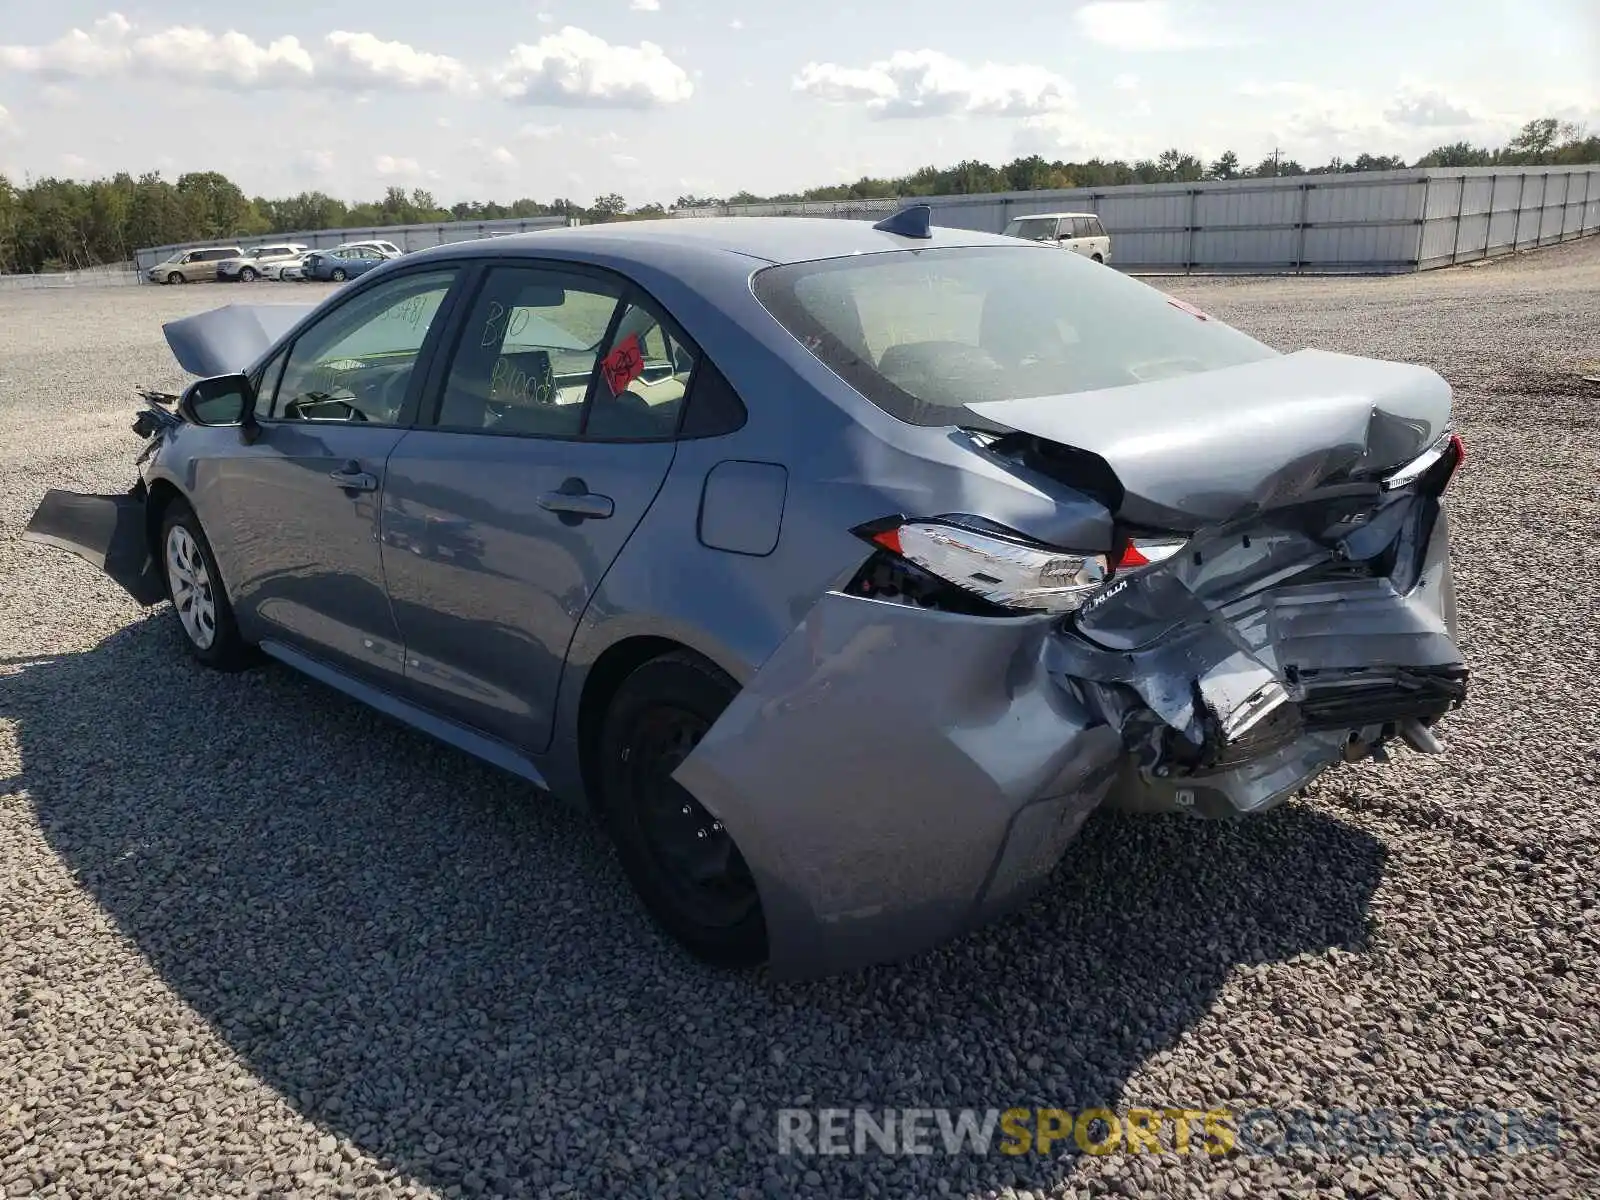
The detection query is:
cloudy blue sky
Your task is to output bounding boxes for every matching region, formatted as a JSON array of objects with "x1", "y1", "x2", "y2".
[{"x1": 0, "y1": 1, "x2": 1595, "y2": 205}]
